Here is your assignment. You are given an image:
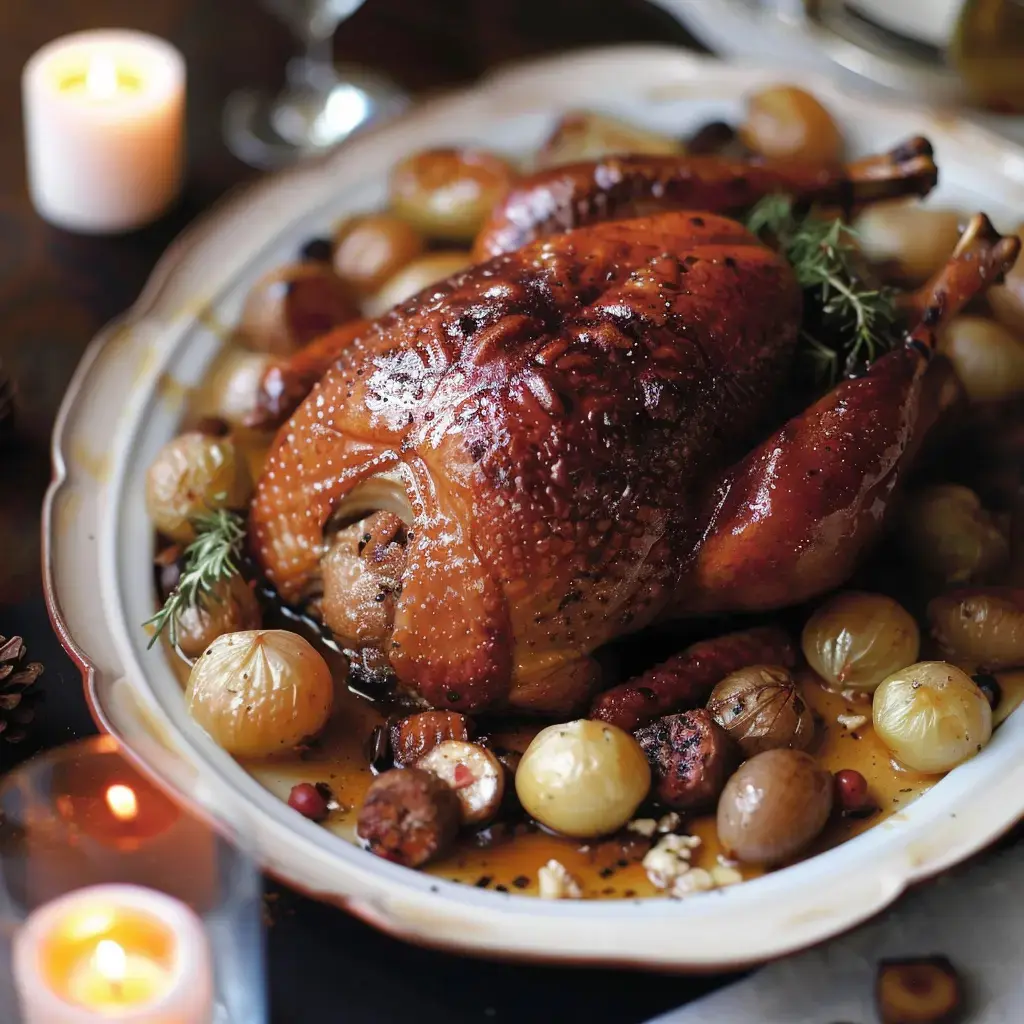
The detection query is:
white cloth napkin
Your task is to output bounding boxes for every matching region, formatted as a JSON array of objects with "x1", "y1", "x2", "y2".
[{"x1": 650, "y1": 845, "x2": 1024, "y2": 1023}]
